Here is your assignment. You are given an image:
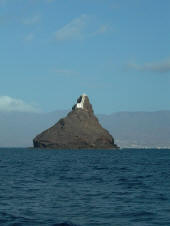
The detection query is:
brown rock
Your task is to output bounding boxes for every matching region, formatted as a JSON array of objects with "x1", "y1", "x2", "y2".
[{"x1": 33, "y1": 94, "x2": 119, "y2": 149}]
